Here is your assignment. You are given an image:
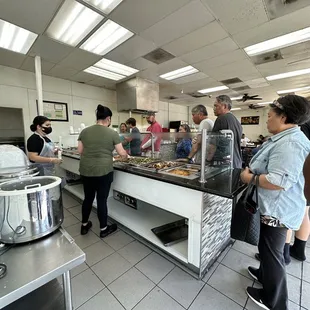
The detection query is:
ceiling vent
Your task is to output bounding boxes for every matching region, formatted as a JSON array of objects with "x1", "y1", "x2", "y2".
[
  {"x1": 165, "y1": 96, "x2": 178, "y2": 100},
  {"x1": 252, "y1": 50, "x2": 283, "y2": 65},
  {"x1": 143, "y1": 48, "x2": 175, "y2": 64},
  {"x1": 220, "y1": 77, "x2": 243, "y2": 85},
  {"x1": 187, "y1": 92, "x2": 208, "y2": 98}
]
